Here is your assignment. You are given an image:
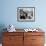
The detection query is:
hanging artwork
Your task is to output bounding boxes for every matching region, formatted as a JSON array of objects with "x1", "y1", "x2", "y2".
[{"x1": 17, "y1": 7, "x2": 35, "y2": 22}]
